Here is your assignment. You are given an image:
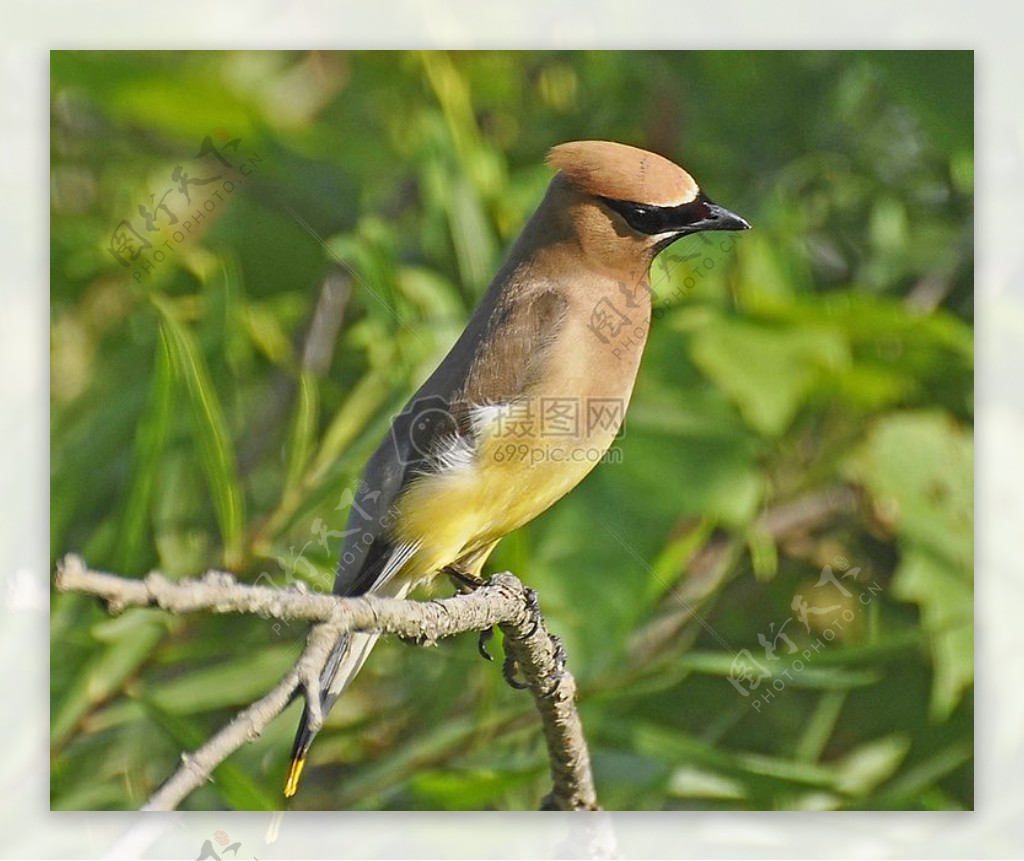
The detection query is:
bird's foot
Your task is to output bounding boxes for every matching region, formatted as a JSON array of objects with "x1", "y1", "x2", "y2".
[
  {"x1": 444, "y1": 565, "x2": 487, "y2": 594},
  {"x1": 500, "y1": 588, "x2": 566, "y2": 691}
]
